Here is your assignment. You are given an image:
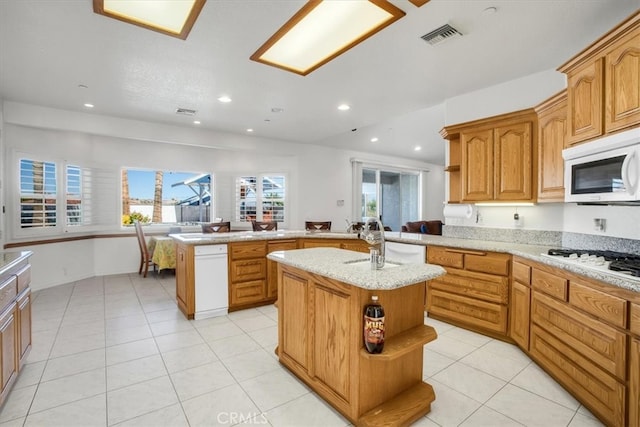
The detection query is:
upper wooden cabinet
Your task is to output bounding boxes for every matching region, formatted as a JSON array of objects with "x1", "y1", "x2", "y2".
[
  {"x1": 535, "y1": 90, "x2": 568, "y2": 202},
  {"x1": 559, "y1": 11, "x2": 640, "y2": 146},
  {"x1": 442, "y1": 109, "x2": 537, "y2": 203}
]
